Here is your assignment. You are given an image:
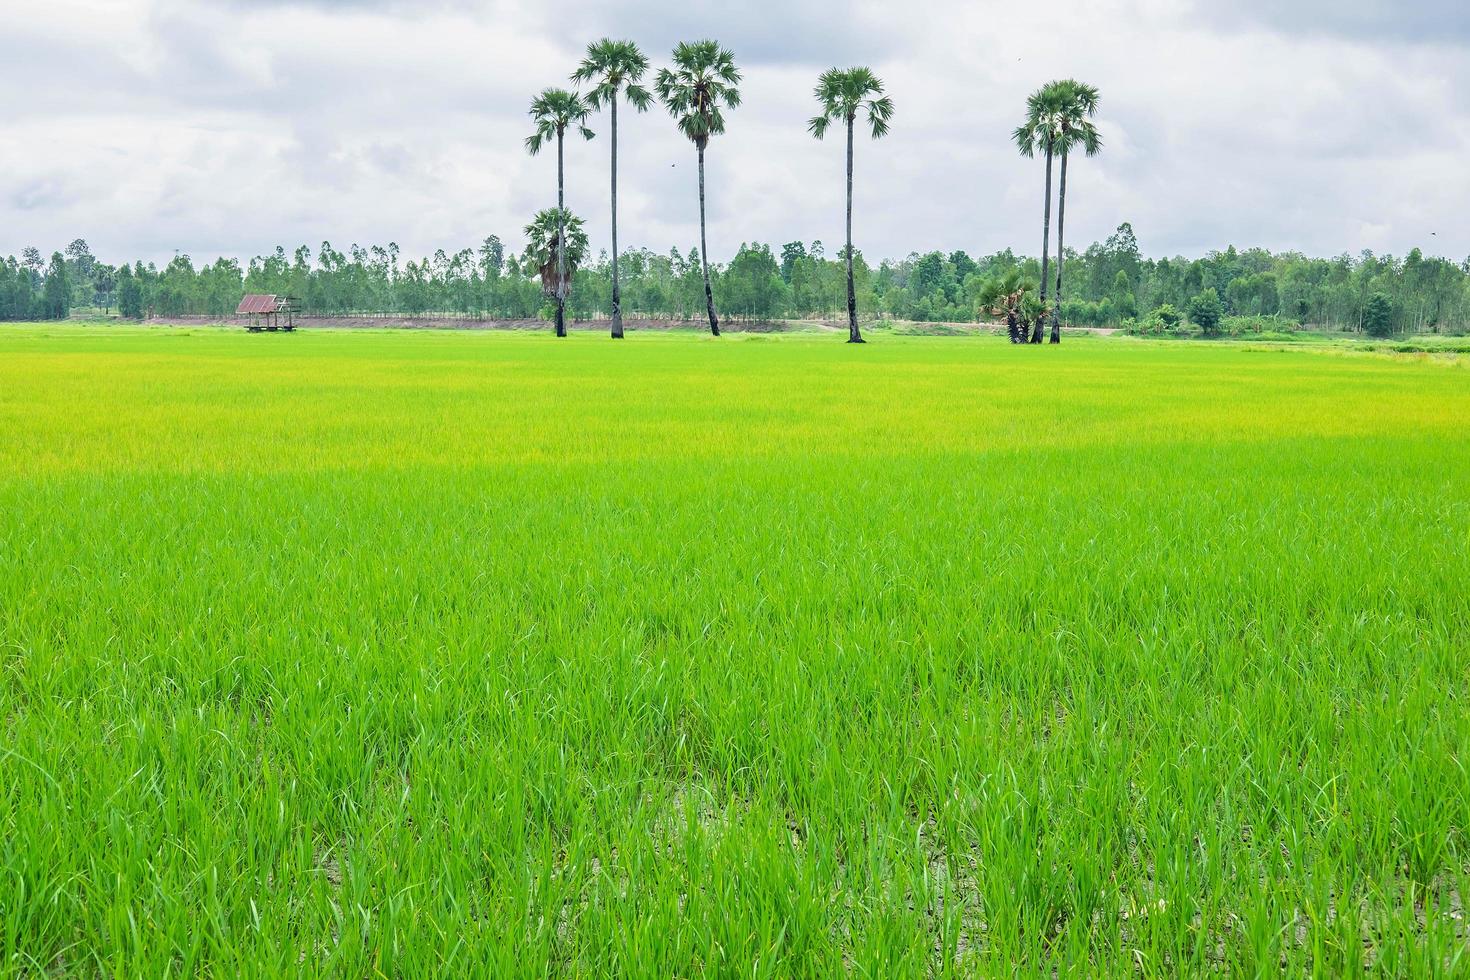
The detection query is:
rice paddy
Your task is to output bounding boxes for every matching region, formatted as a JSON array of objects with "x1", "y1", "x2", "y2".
[{"x1": 2, "y1": 325, "x2": 1467, "y2": 976}]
